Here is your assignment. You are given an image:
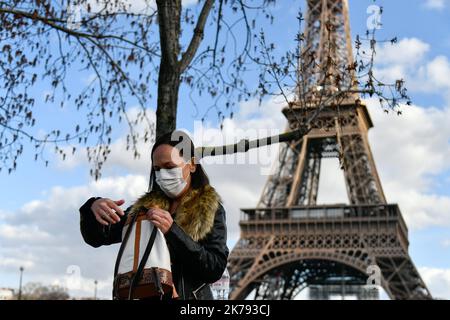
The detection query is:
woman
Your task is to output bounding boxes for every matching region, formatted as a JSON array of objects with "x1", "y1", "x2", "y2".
[{"x1": 79, "y1": 130, "x2": 229, "y2": 300}]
